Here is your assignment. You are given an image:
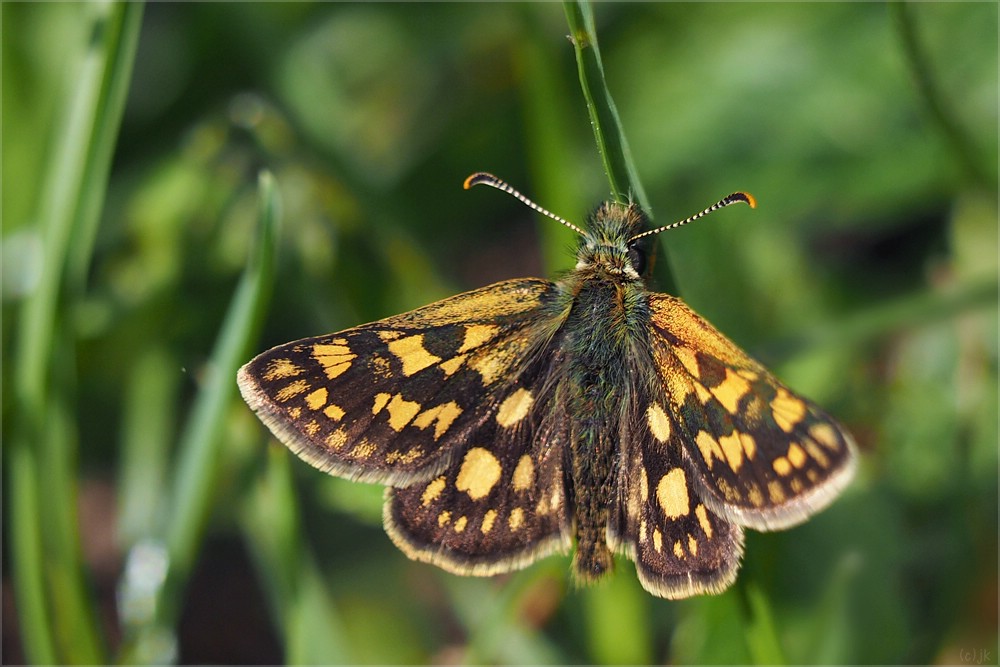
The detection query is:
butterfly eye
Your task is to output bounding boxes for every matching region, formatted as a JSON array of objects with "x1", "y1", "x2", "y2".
[{"x1": 628, "y1": 245, "x2": 646, "y2": 275}]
